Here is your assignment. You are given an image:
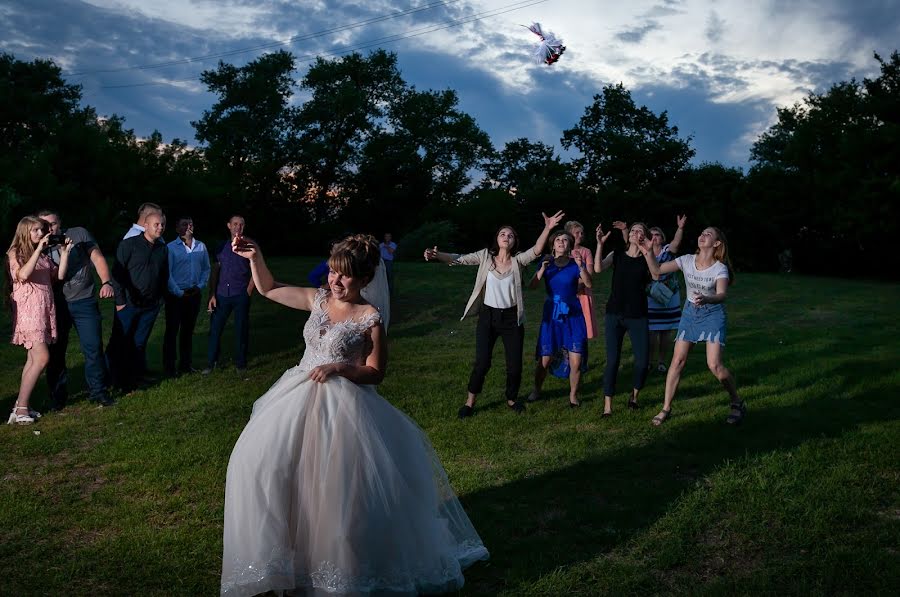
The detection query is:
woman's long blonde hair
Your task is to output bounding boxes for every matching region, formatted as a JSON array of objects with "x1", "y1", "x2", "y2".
[
  {"x1": 698, "y1": 227, "x2": 735, "y2": 285},
  {"x1": 5, "y1": 216, "x2": 45, "y2": 309},
  {"x1": 7, "y1": 216, "x2": 44, "y2": 267}
]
